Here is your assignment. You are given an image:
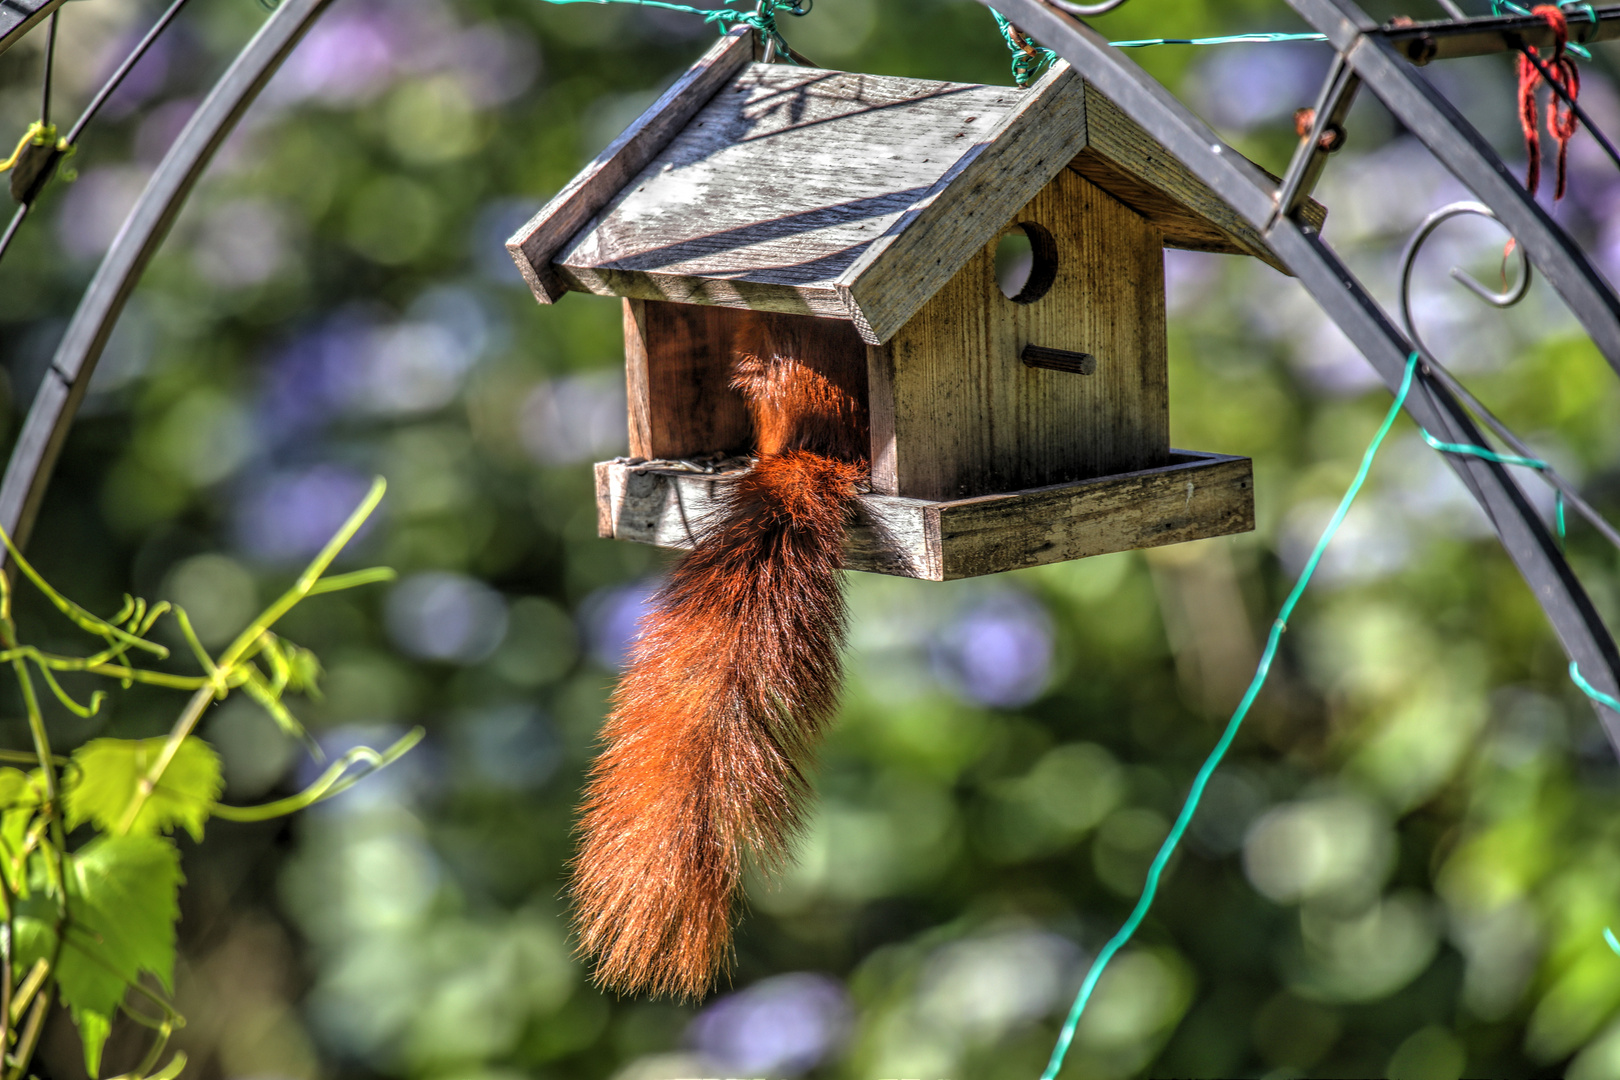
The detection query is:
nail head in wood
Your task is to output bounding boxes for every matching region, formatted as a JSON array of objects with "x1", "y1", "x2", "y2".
[{"x1": 1022, "y1": 343, "x2": 1097, "y2": 375}]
